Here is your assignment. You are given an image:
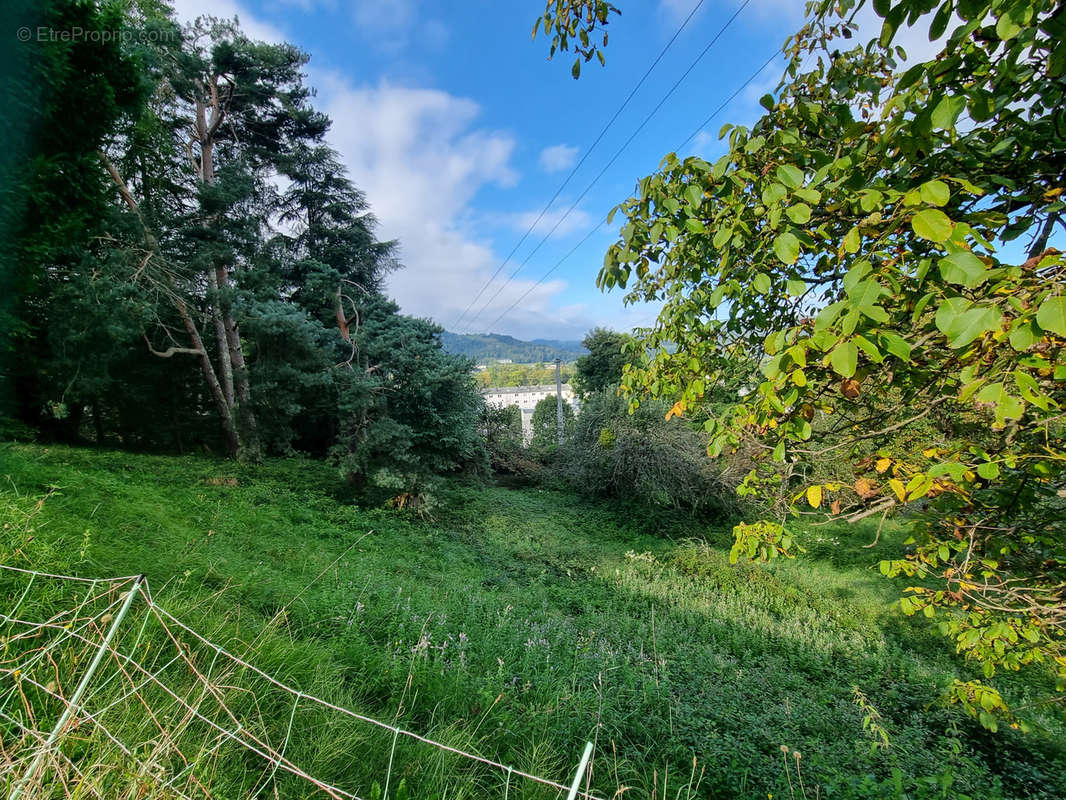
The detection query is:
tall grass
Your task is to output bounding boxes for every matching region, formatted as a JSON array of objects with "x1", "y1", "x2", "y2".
[{"x1": 0, "y1": 443, "x2": 1063, "y2": 799}]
